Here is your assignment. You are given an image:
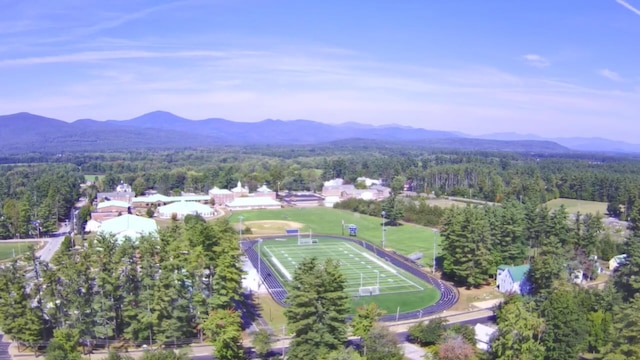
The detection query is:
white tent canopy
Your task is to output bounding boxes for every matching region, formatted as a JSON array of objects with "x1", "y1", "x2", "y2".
[{"x1": 157, "y1": 201, "x2": 215, "y2": 219}]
